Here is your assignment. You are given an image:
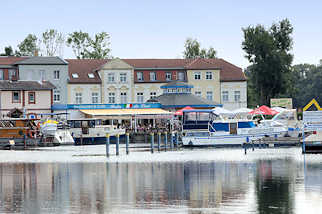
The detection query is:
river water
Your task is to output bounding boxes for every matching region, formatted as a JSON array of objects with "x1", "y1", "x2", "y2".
[{"x1": 0, "y1": 146, "x2": 321, "y2": 213}]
